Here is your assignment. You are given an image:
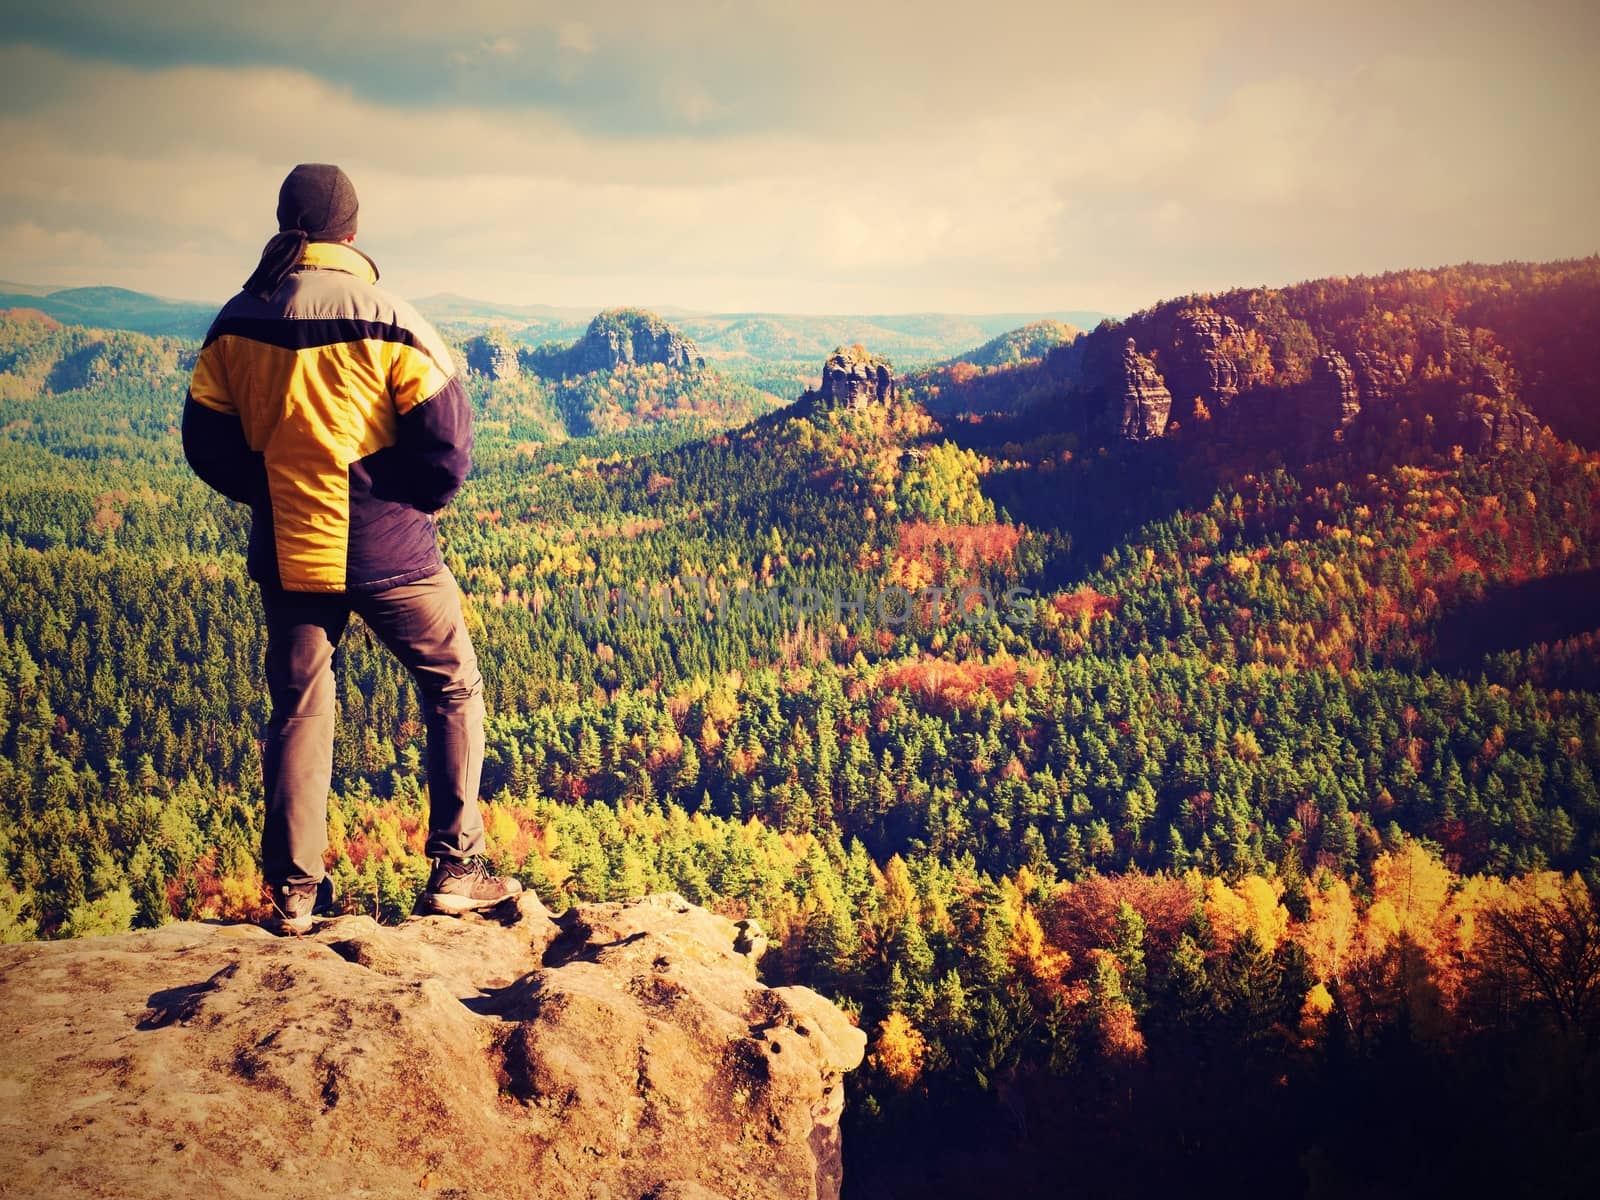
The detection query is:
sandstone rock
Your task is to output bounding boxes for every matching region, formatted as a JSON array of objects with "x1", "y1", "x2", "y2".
[
  {"x1": 1118, "y1": 338, "x2": 1172, "y2": 440},
  {"x1": 1309, "y1": 350, "x2": 1361, "y2": 434},
  {"x1": 734, "y1": 918, "x2": 769, "y2": 963},
  {"x1": 803, "y1": 345, "x2": 896, "y2": 412},
  {"x1": 1473, "y1": 364, "x2": 1510, "y2": 401},
  {"x1": 572, "y1": 309, "x2": 703, "y2": 374},
  {"x1": 1500, "y1": 410, "x2": 1540, "y2": 451},
  {"x1": 1169, "y1": 309, "x2": 1249, "y2": 408},
  {"x1": 1419, "y1": 318, "x2": 1474, "y2": 376},
  {"x1": 1455, "y1": 407, "x2": 1540, "y2": 455},
  {"x1": 0, "y1": 893, "x2": 865, "y2": 1200},
  {"x1": 1351, "y1": 350, "x2": 1404, "y2": 403},
  {"x1": 465, "y1": 333, "x2": 522, "y2": 381}
]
